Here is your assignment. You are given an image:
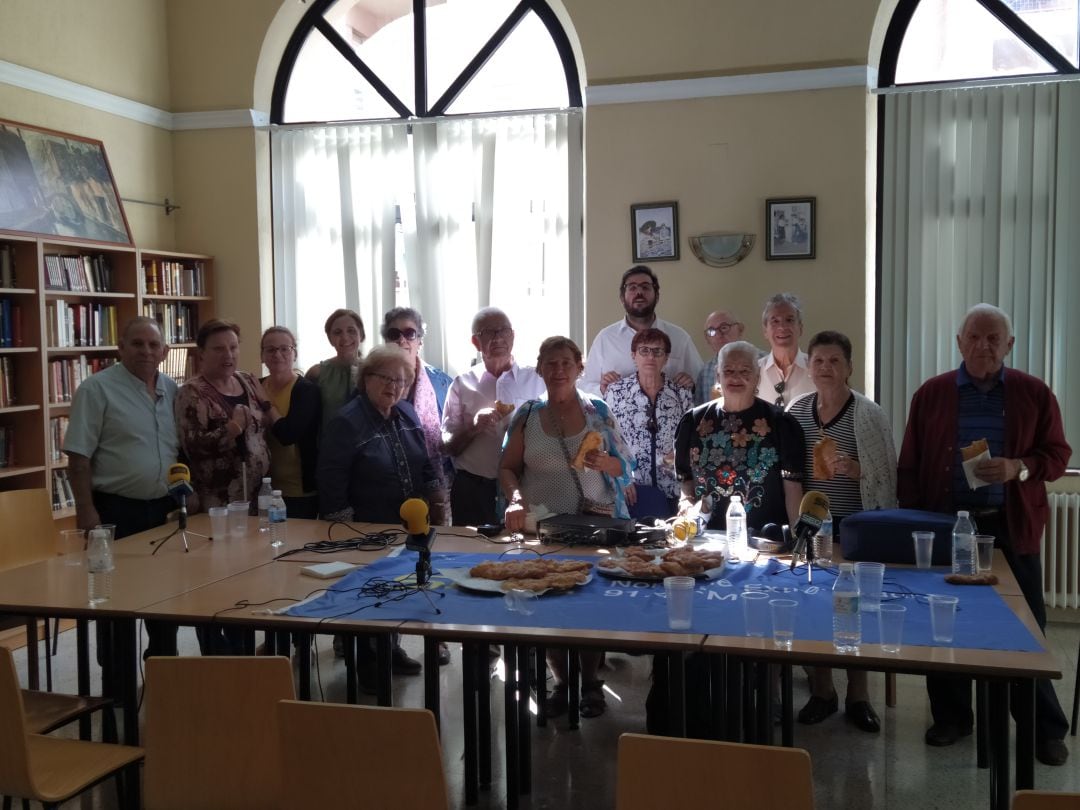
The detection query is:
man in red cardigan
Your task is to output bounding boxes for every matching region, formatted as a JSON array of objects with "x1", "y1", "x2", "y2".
[{"x1": 898, "y1": 303, "x2": 1071, "y2": 766}]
